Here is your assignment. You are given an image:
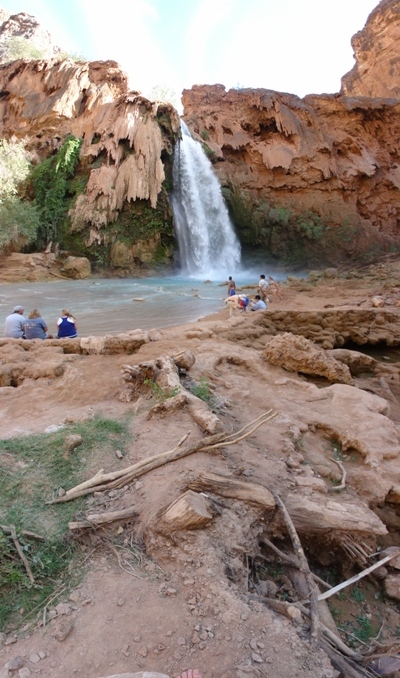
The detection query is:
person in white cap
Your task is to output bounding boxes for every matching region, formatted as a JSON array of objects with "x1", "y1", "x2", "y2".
[{"x1": 4, "y1": 305, "x2": 26, "y2": 338}]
